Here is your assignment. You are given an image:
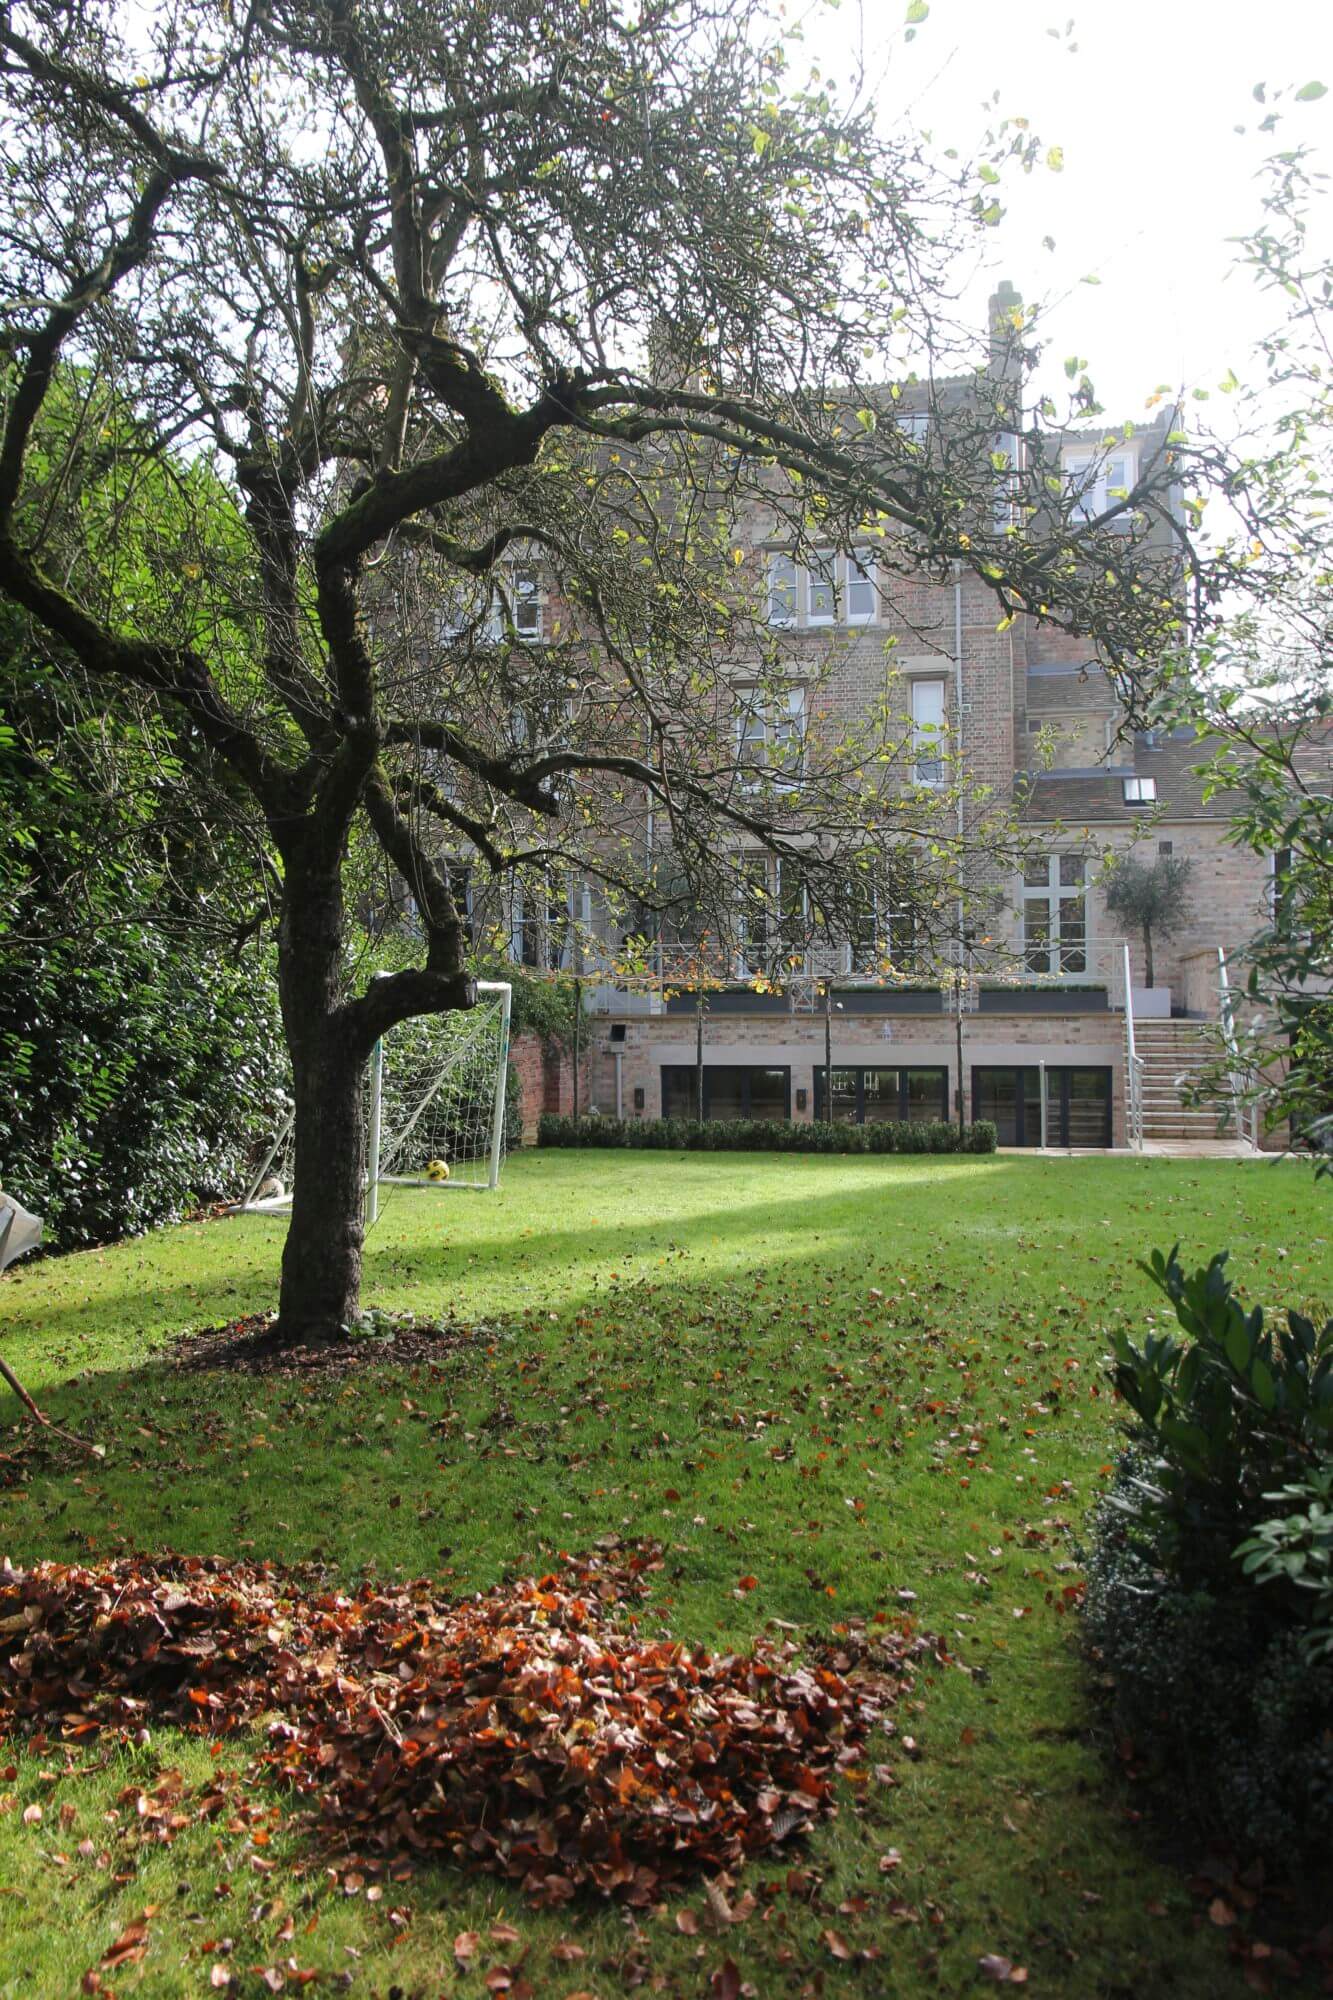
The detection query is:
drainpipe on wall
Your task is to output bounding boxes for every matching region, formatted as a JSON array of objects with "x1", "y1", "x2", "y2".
[{"x1": 613, "y1": 1047, "x2": 623, "y2": 1120}]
